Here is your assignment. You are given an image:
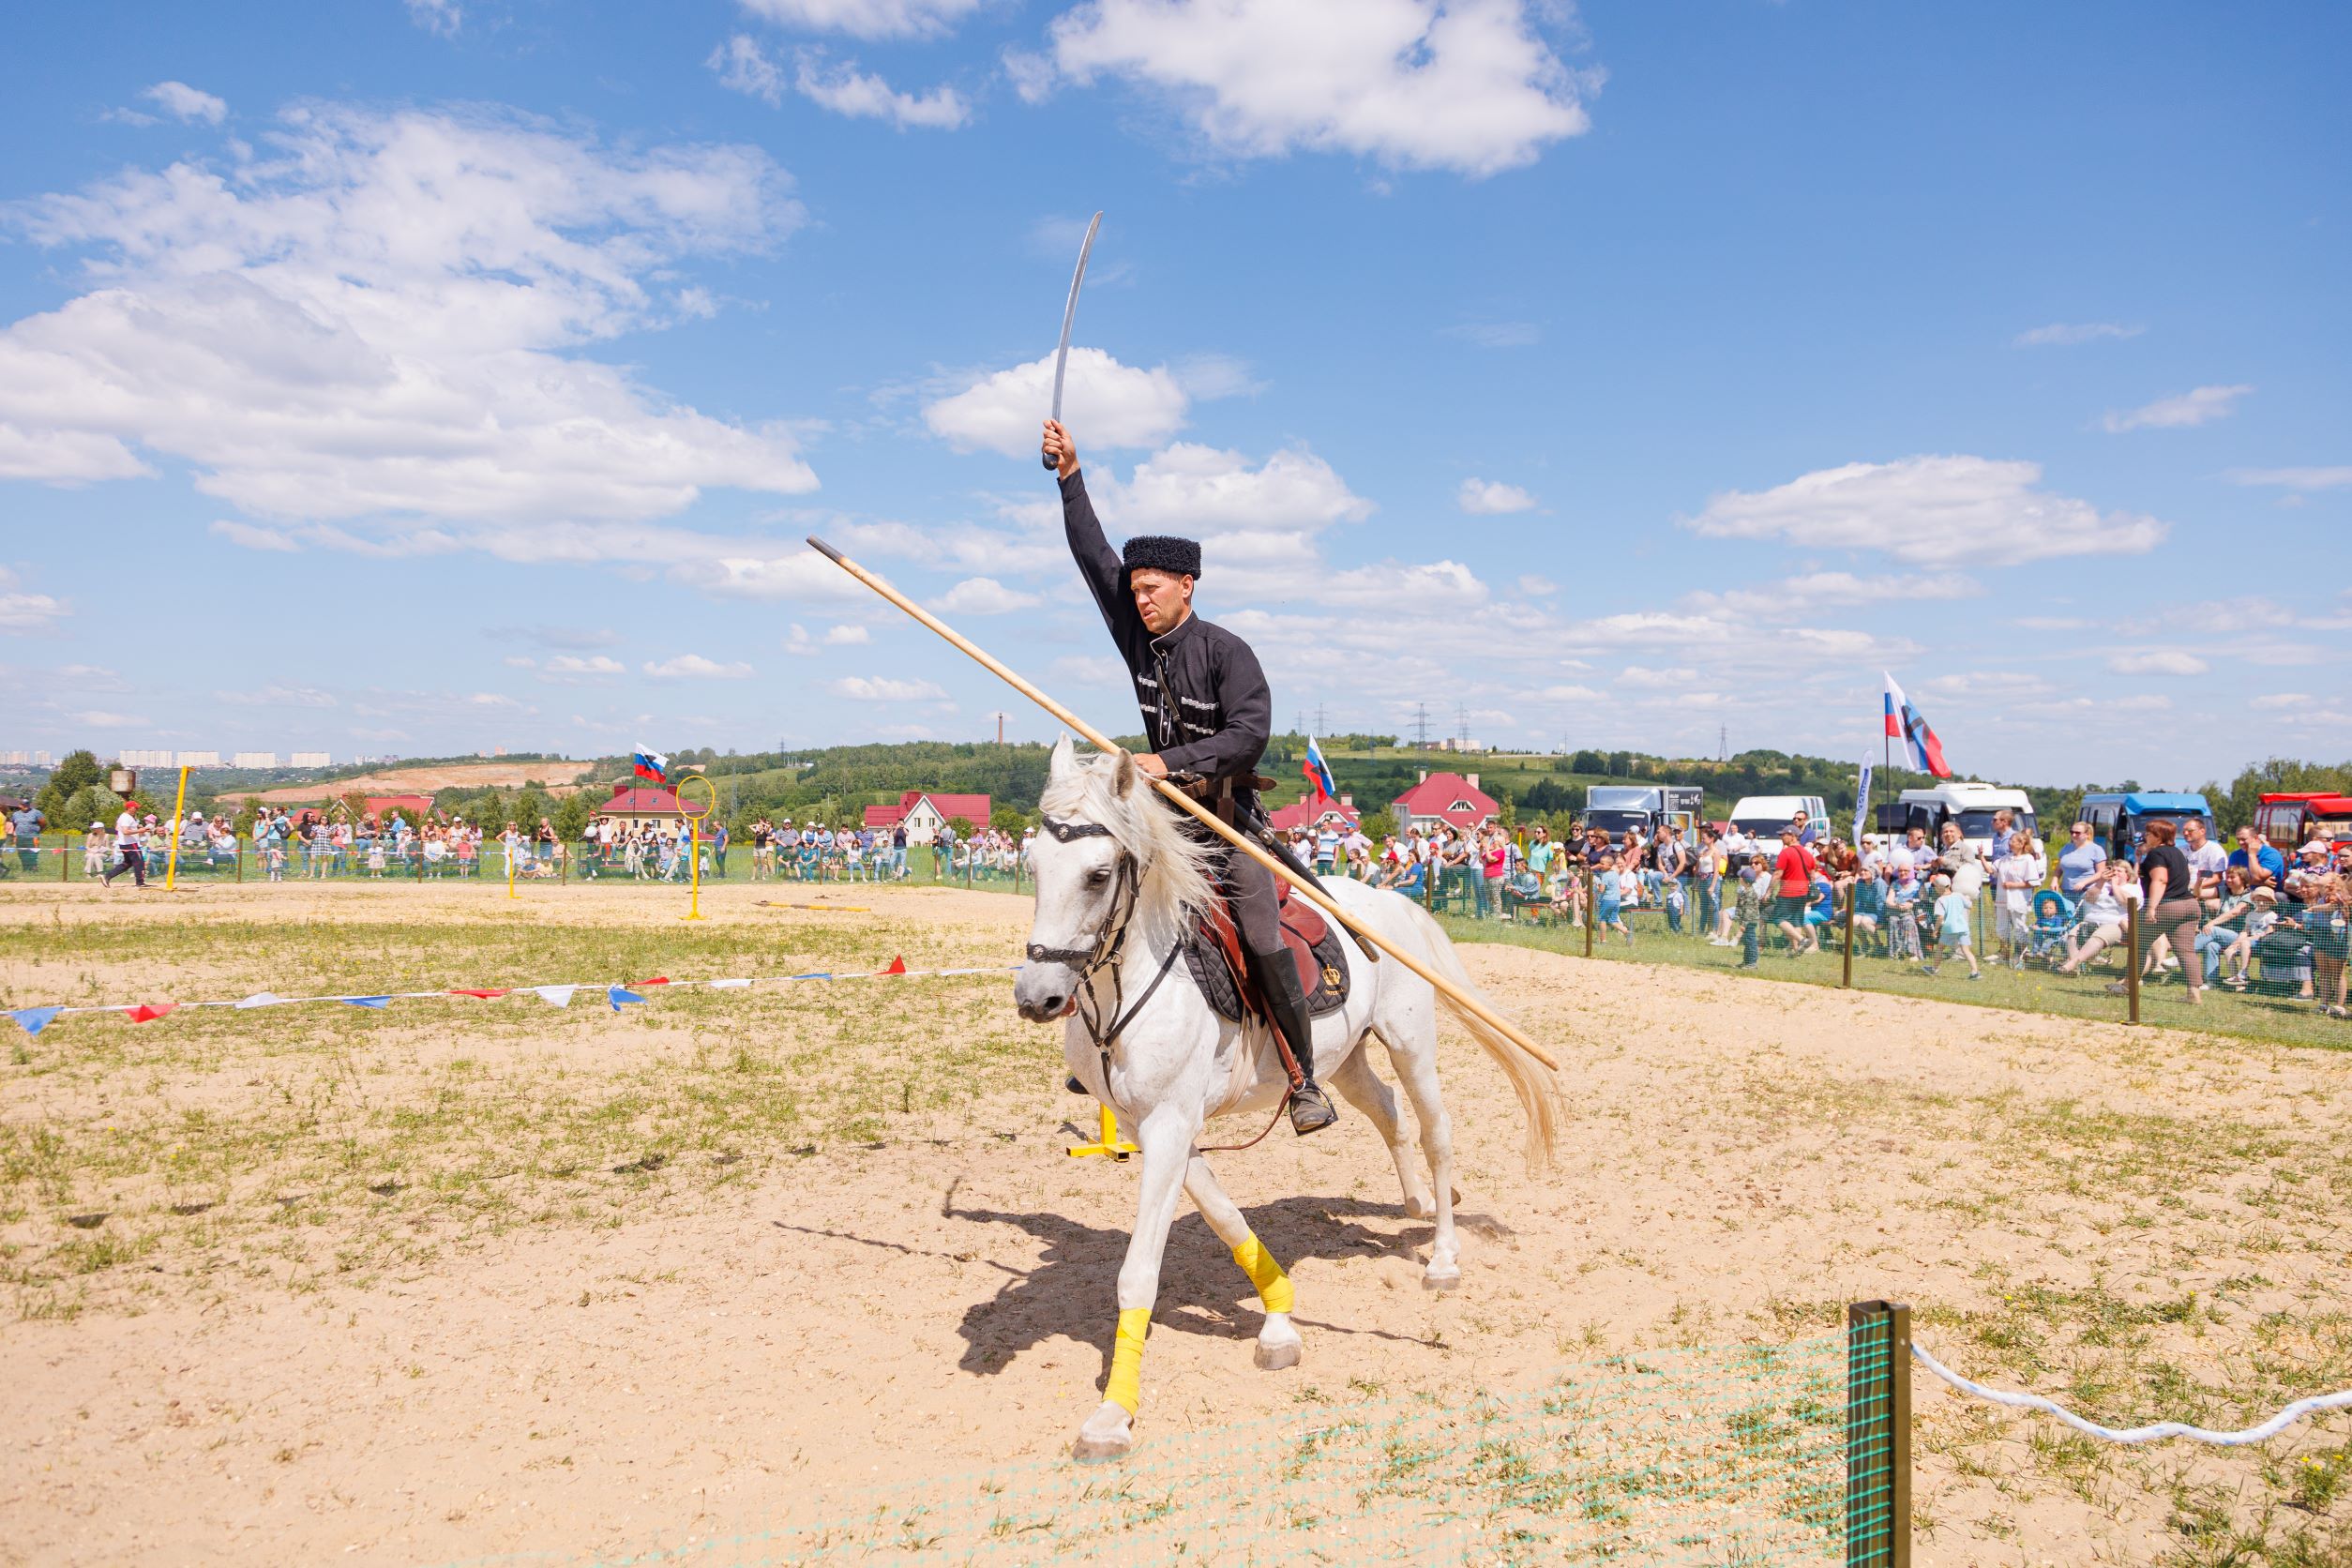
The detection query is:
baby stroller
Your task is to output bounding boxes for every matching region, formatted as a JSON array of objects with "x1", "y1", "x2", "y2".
[{"x1": 2024, "y1": 889, "x2": 2074, "y2": 969}]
